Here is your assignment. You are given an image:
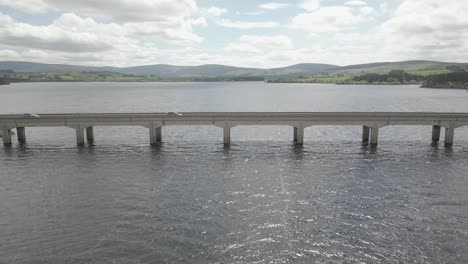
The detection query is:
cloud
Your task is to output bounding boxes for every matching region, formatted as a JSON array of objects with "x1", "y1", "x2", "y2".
[
  {"x1": 216, "y1": 19, "x2": 279, "y2": 29},
  {"x1": 4, "y1": 0, "x2": 198, "y2": 23},
  {"x1": 223, "y1": 35, "x2": 294, "y2": 60},
  {"x1": 0, "y1": 12, "x2": 114, "y2": 52},
  {"x1": 2, "y1": 0, "x2": 468, "y2": 67},
  {"x1": 291, "y1": 6, "x2": 371, "y2": 34},
  {"x1": 216, "y1": 44, "x2": 378, "y2": 68},
  {"x1": 240, "y1": 35, "x2": 293, "y2": 49},
  {"x1": 0, "y1": 0, "x2": 51, "y2": 13},
  {"x1": 190, "y1": 17, "x2": 208, "y2": 27},
  {"x1": 0, "y1": 49, "x2": 20, "y2": 59},
  {"x1": 344, "y1": 0, "x2": 367, "y2": 6},
  {"x1": 379, "y1": 1, "x2": 389, "y2": 14},
  {"x1": 224, "y1": 43, "x2": 260, "y2": 54},
  {"x1": 298, "y1": 0, "x2": 320, "y2": 12},
  {"x1": 0, "y1": 12, "x2": 13, "y2": 25},
  {"x1": 359, "y1": 6, "x2": 375, "y2": 16},
  {"x1": 377, "y1": 0, "x2": 468, "y2": 62},
  {"x1": 125, "y1": 22, "x2": 204, "y2": 44},
  {"x1": 258, "y1": 3, "x2": 290, "y2": 10},
  {"x1": 240, "y1": 11, "x2": 265, "y2": 16},
  {"x1": 0, "y1": 0, "x2": 203, "y2": 44},
  {"x1": 204, "y1": 6, "x2": 227, "y2": 17}
]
